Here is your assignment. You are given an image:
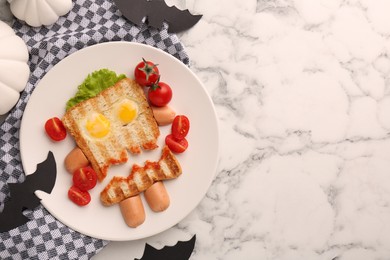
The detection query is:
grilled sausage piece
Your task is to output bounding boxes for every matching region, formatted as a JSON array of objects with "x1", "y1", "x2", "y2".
[{"x1": 119, "y1": 195, "x2": 146, "y2": 228}]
